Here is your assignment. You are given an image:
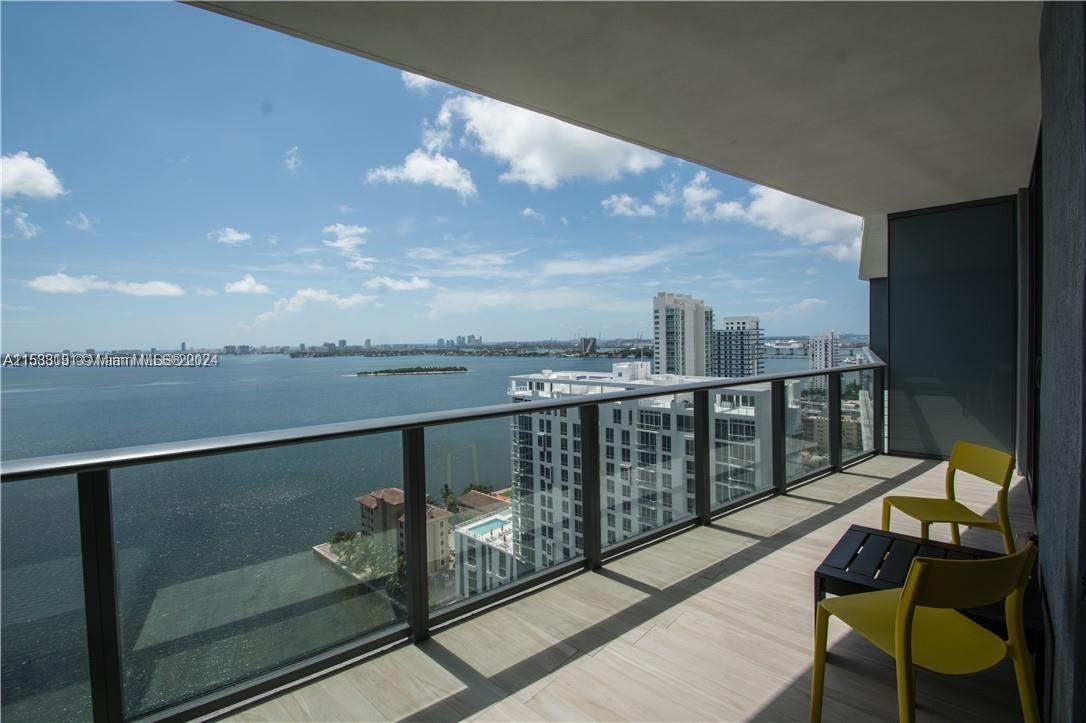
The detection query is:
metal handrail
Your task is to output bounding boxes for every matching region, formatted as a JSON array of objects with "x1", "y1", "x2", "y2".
[{"x1": 0, "y1": 353, "x2": 884, "y2": 482}]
